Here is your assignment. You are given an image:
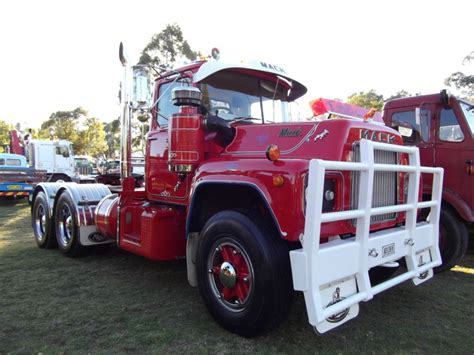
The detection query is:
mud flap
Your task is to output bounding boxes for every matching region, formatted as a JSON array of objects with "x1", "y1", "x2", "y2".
[{"x1": 314, "y1": 277, "x2": 359, "y2": 333}]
